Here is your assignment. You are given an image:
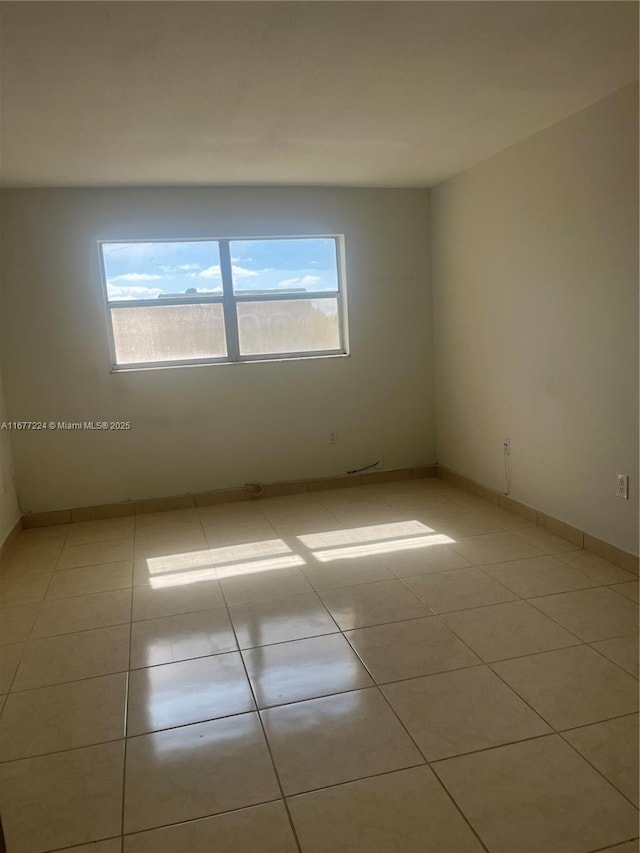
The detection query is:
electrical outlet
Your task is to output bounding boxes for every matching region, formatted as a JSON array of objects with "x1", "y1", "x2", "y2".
[
  {"x1": 328, "y1": 429, "x2": 337, "y2": 445},
  {"x1": 503, "y1": 437, "x2": 511, "y2": 455},
  {"x1": 616, "y1": 473, "x2": 629, "y2": 500}
]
